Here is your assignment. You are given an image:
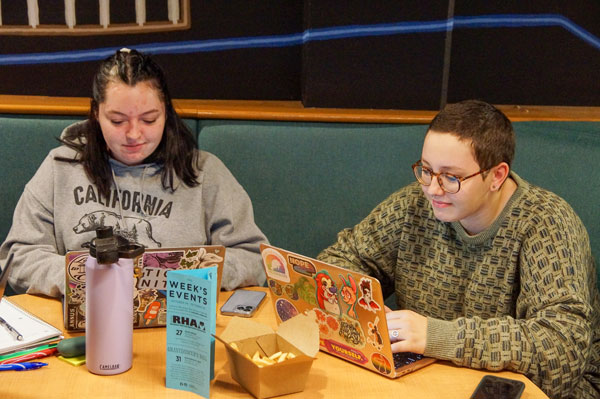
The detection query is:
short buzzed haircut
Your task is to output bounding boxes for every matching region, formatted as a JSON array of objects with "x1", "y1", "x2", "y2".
[{"x1": 428, "y1": 100, "x2": 515, "y2": 170}]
